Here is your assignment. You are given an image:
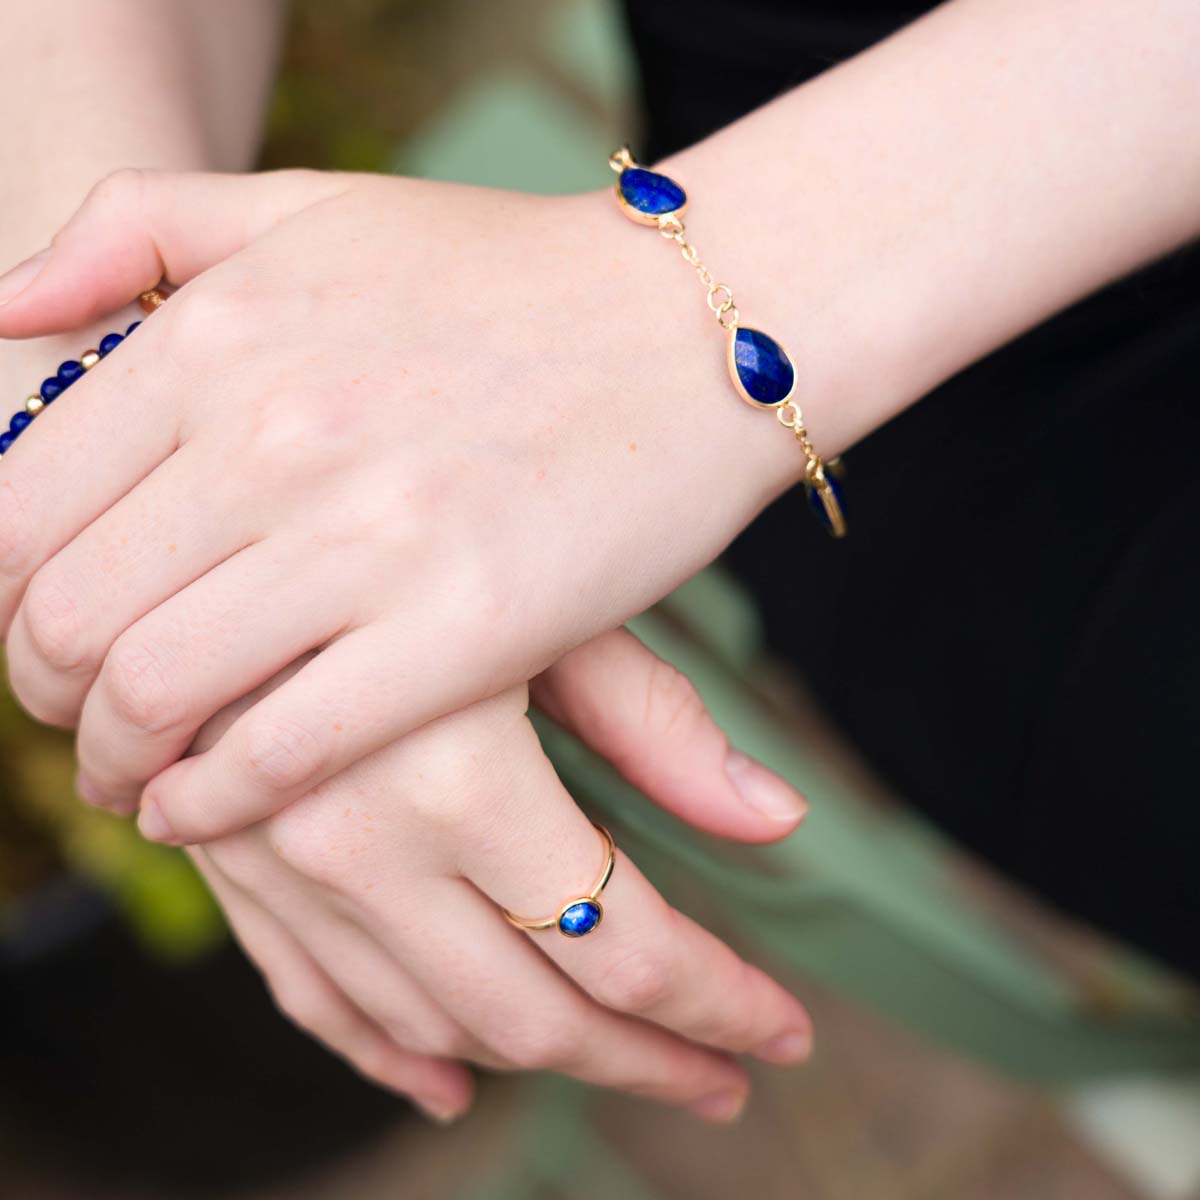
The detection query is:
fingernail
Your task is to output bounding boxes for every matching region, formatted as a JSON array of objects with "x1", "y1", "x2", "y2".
[
  {"x1": 725, "y1": 750, "x2": 808, "y2": 822},
  {"x1": 756, "y1": 1029, "x2": 812, "y2": 1065},
  {"x1": 415, "y1": 1099, "x2": 466, "y2": 1125},
  {"x1": 689, "y1": 1088, "x2": 748, "y2": 1123},
  {"x1": 0, "y1": 248, "x2": 51, "y2": 307},
  {"x1": 137, "y1": 799, "x2": 177, "y2": 844}
]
